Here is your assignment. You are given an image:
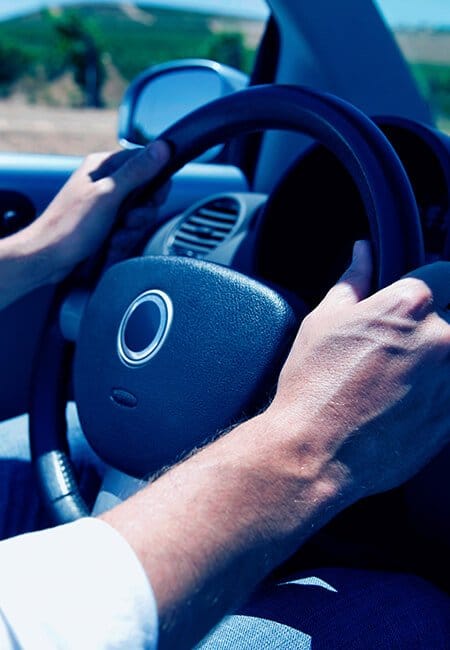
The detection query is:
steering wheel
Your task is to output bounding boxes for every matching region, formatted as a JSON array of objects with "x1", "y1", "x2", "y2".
[{"x1": 29, "y1": 85, "x2": 425, "y2": 525}]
